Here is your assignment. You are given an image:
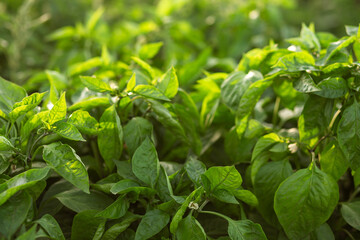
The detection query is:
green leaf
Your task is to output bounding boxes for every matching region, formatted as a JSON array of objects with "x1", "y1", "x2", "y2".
[
  {"x1": 341, "y1": 201, "x2": 360, "y2": 230},
  {"x1": 156, "y1": 166, "x2": 174, "y2": 202},
  {"x1": 318, "y1": 36, "x2": 356, "y2": 66},
  {"x1": 9, "y1": 92, "x2": 47, "y2": 120},
  {"x1": 0, "y1": 167, "x2": 50, "y2": 206},
  {"x1": 134, "y1": 85, "x2": 170, "y2": 101},
  {"x1": 293, "y1": 73, "x2": 321, "y2": 93},
  {"x1": 98, "y1": 105, "x2": 123, "y2": 171},
  {"x1": 135, "y1": 209, "x2": 170, "y2": 240},
  {"x1": 0, "y1": 191, "x2": 32, "y2": 238},
  {"x1": 287, "y1": 23, "x2": 321, "y2": 52},
  {"x1": 96, "y1": 195, "x2": 129, "y2": 219},
  {"x1": 170, "y1": 187, "x2": 203, "y2": 234},
  {"x1": 68, "y1": 97, "x2": 110, "y2": 111},
  {"x1": 126, "y1": 73, "x2": 136, "y2": 92},
  {"x1": 52, "y1": 121, "x2": 85, "y2": 141},
  {"x1": 71, "y1": 210, "x2": 106, "y2": 240},
  {"x1": 272, "y1": 51, "x2": 317, "y2": 72},
  {"x1": 176, "y1": 214, "x2": 206, "y2": 240},
  {"x1": 131, "y1": 56, "x2": 155, "y2": 80},
  {"x1": 228, "y1": 219, "x2": 268, "y2": 240},
  {"x1": 110, "y1": 179, "x2": 156, "y2": 196},
  {"x1": 320, "y1": 139, "x2": 349, "y2": 180},
  {"x1": 132, "y1": 137, "x2": 160, "y2": 188},
  {"x1": 80, "y1": 76, "x2": 113, "y2": 93},
  {"x1": 233, "y1": 189, "x2": 258, "y2": 207},
  {"x1": 337, "y1": 98, "x2": 360, "y2": 170},
  {"x1": 21, "y1": 111, "x2": 49, "y2": 141},
  {"x1": 251, "y1": 133, "x2": 283, "y2": 184},
  {"x1": 309, "y1": 223, "x2": 335, "y2": 240},
  {"x1": 139, "y1": 42, "x2": 163, "y2": 59},
  {"x1": 157, "y1": 66, "x2": 179, "y2": 98},
  {"x1": 48, "y1": 92, "x2": 67, "y2": 125},
  {"x1": 123, "y1": 117, "x2": 153, "y2": 156},
  {"x1": 148, "y1": 99, "x2": 188, "y2": 143},
  {"x1": 68, "y1": 110, "x2": 99, "y2": 135},
  {"x1": 314, "y1": 77, "x2": 348, "y2": 98},
  {"x1": 101, "y1": 213, "x2": 140, "y2": 240},
  {"x1": 274, "y1": 166, "x2": 339, "y2": 239},
  {"x1": 0, "y1": 76, "x2": 27, "y2": 115},
  {"x1": 298, "y1": 95, "x2": 328, "y2": 148},
  {"x1": 202, "y1": 166, "x2": 242, "y2": 193},
  {"x1": 17, "y1": 224, "x2": 37, "y2": 240},
  {"x1": 236, "y1": 77, "x2": 272, "y2": 138},
  {"x1": 221, "y1": 71, "x2": 262, "y2": 111},
  {"x1": 254, "y1": 160, "x2": 293, "y2": 225},
  {"x1": 184, "y1": 156, "x2": 206, "y2": 187},
  {"x1": 43, "y1": 142, "x2": 89, "y2": 193},
  {"x1": 55, "y1": 189, "x2": 113, "y2": 213},
  {"x1": 36, "y1": 214, "x2": 65, "y2": 240},
  {"x1": 68, "y1": 57, "x2": 103, "y2": 76},
  {"x1": 0, "y1": 135, "x2": 15, "y2": 152}
]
